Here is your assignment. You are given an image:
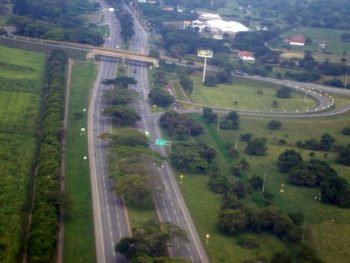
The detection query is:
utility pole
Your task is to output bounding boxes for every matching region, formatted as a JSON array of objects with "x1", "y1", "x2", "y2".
[
  {"x1": 302, "y1": 220, "x2": 306, "y2": 243},
  {"x1": 202, "y1": 57, "x2": 207, "y2": 83},
  {"x1": 262, "y1": 173, "x2": 266, "y2": 193},
  {"x1": 217, "y1": 116, "x2": 220, "y2": 132}
]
